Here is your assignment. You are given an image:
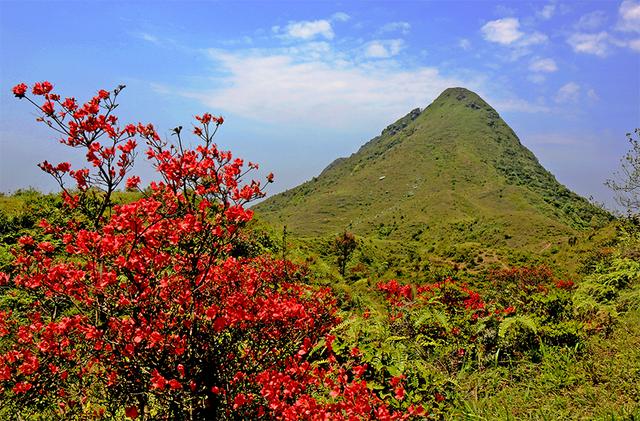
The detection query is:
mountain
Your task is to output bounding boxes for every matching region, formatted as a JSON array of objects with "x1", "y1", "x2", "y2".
[{"x1": 254, "y1": 87, "x2": 609, "y2": 254}]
